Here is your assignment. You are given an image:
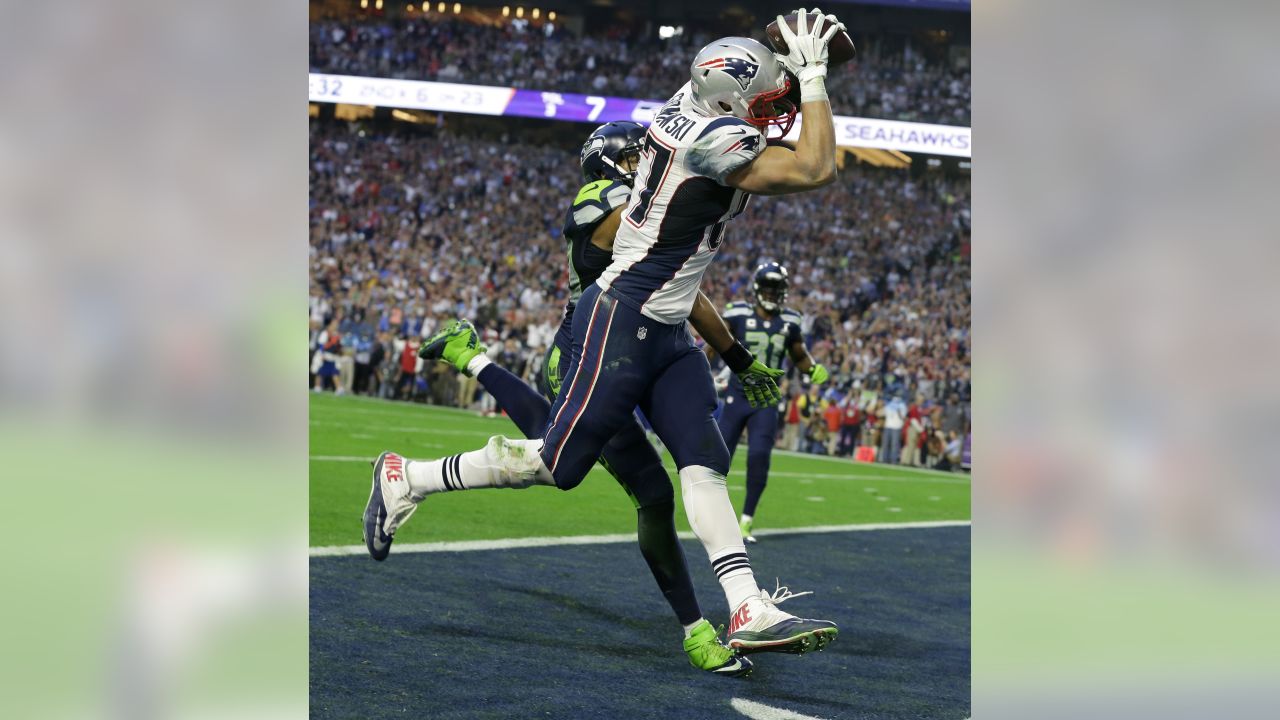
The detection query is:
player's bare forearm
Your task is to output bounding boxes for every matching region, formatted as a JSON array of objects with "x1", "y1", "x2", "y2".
[
  {"x1": 589, "y1": 207, "x2": 624, "y2": 251},
  {"x1": 690, "y1": 291, "x2": 737, "y2": 354},
  {"x1": 725, "y1": 107, "x2": 836, "y2": 195},
  {"x1": 791, "y1": 340, "x2": 815, "y2": 372},
  {"x1": 795, "y1": 98, "x2": 837, "y2": 185}
]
